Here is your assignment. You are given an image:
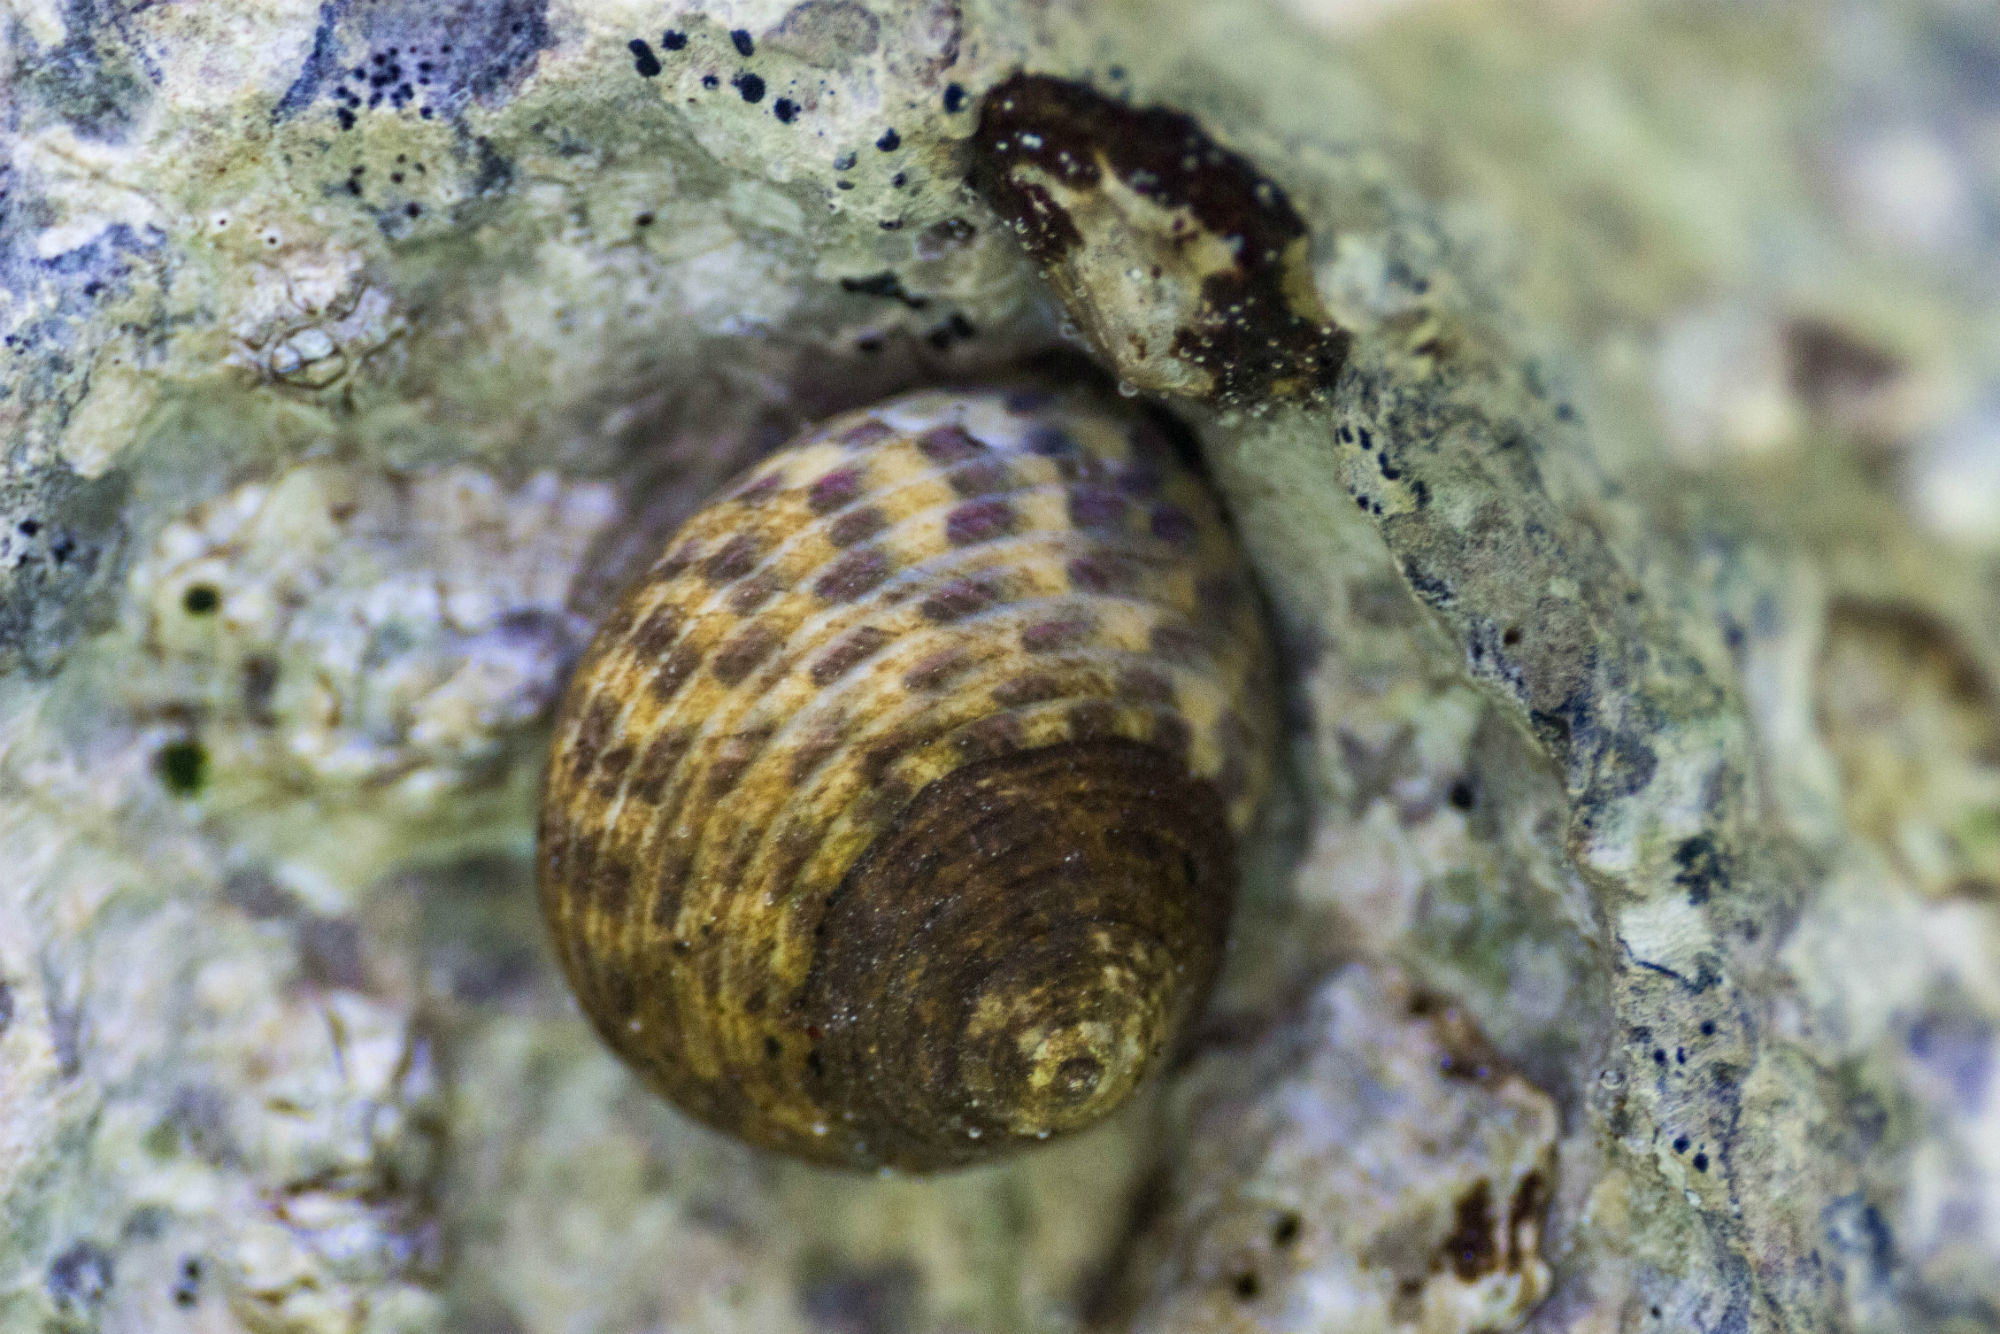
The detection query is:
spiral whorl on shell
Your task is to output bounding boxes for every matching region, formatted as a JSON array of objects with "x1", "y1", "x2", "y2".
[{"x1": 539, "y1": 387, "x2": 1272, "y2": 1171}]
